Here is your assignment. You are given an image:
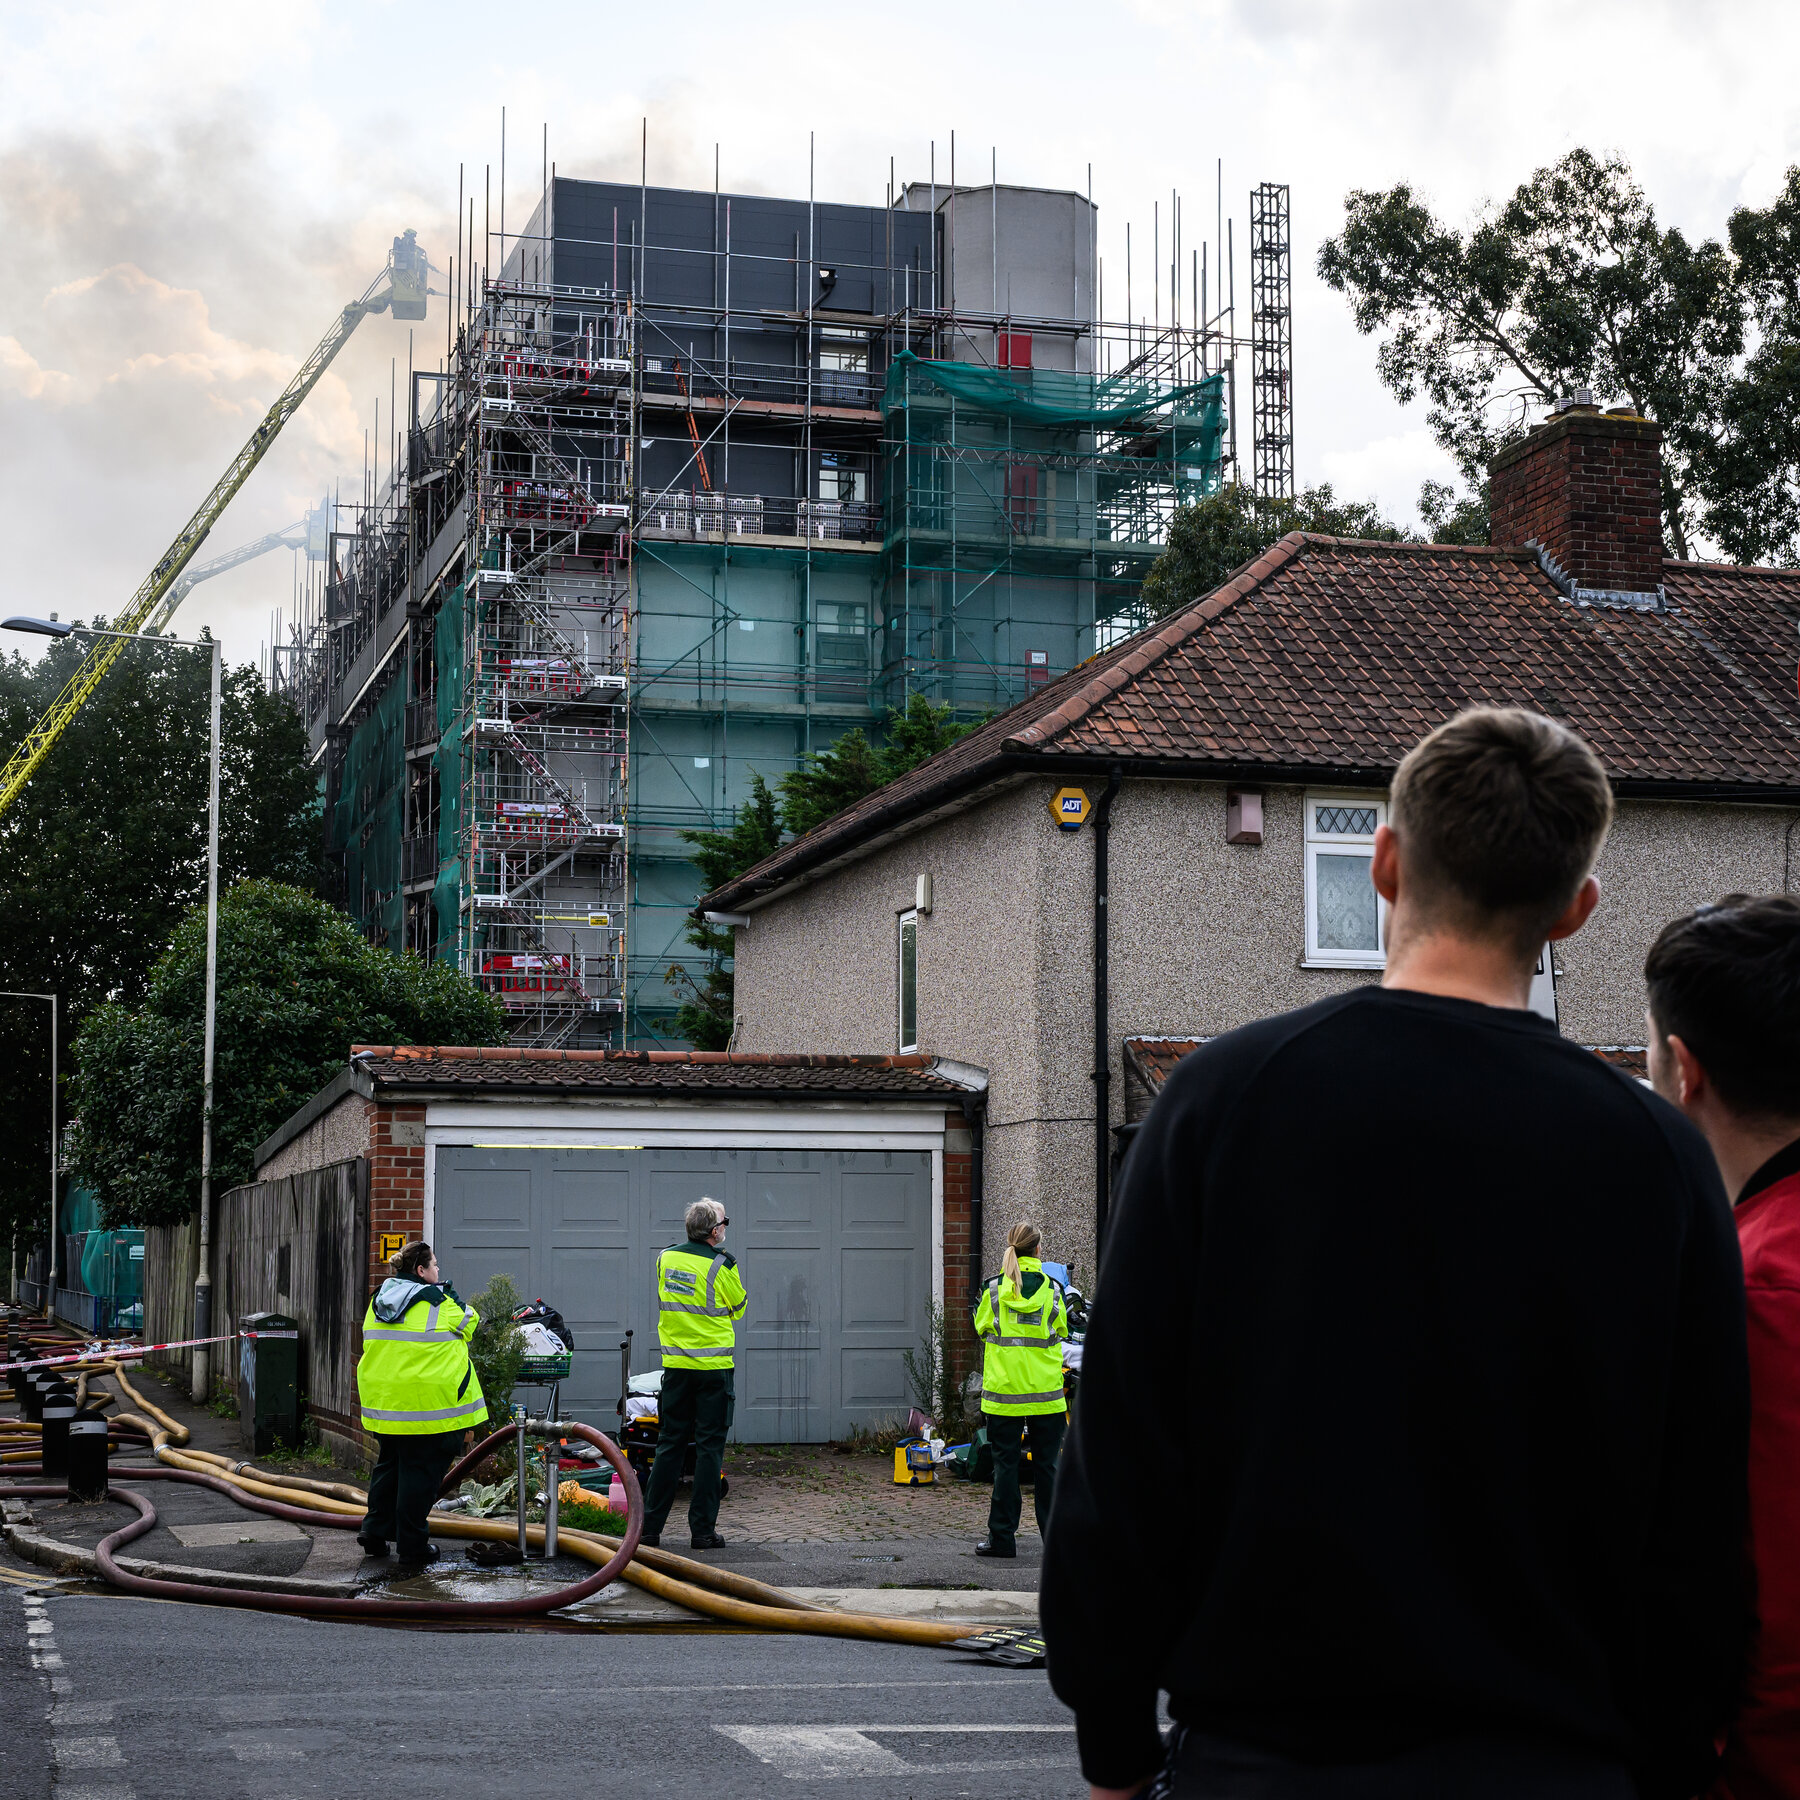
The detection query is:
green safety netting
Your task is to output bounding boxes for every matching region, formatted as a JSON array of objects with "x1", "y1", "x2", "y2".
[
  {"x1": 329, "y1": 676, "x2": 404, "y2": 946},
  {"x1": 81, "y1": 1228, "x2": 143, "y2": 1305},
  {"x1": 431, "y1": 581, "x2": 468, "y2": 963},
  {"x1": 882, "y1": 350, "x2": 1226, "y2": 466}
]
